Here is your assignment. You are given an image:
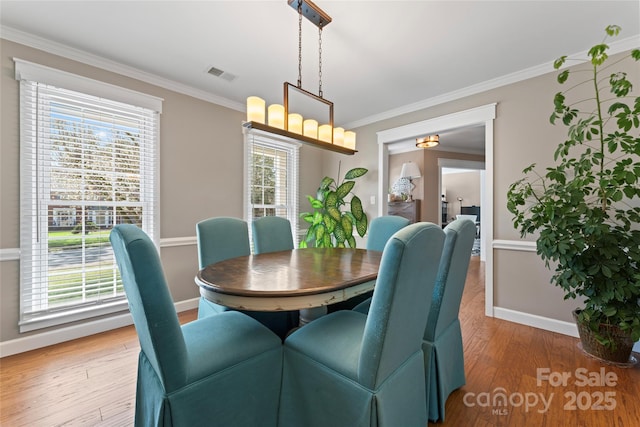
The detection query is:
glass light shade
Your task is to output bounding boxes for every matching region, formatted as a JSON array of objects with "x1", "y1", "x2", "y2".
[
  {"x1": 246, "y1": 96, "x2": 266, "y2": 124},
  {"x1": 416, "y1": 134, "x2": 439, "y2": 148},
  {"x1": 333, "y1": 127, "x2": 344, "y2": 146},
  {"x1": 344, "y1": 131, "x2": 356, "y2": 150},
  {"x1": 288, "y1": 113, "x2": 303, "y2": 134},
  {"x1": 303, "y1": 119, "x2": 318, "y2": 138},
  {"x1": 267, "y1": 104, "x2": 285, "y2": 129},
  {"x1": 318, "y1": 124, "x2": 332, "y2": 142}
]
